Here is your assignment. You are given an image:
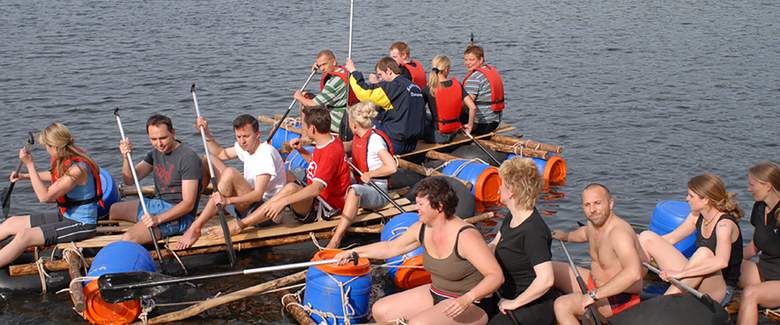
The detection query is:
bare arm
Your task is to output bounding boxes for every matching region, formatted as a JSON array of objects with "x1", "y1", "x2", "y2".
[
  {"x1": 153, "y1": 179, "x2": 199, "y2": 224},
  {"x1": 674, "y1": 220, "x2": 736, "y2": 279},
  {"x1": 228, "y1": 174, "x2": 269, "y2": 206},
  {"x1": 509, "y1": 261, "x2": 554, "y2": 308},
  {"x1": 744, "y1": 240, "x2": 757, "y2": 260},
  {"x1": 594, "y1": 227, "x2": 643, "y2": 299},
  {"x1": 458, "y1": 228, "x2": 504, "y2": 303},
  {"x1": 552, "y1": 226, "x2": 587, "y2": 243},
  {"x1": 487, "y1": 231, "x2": 502, "y2": 253},
  {"x1": 662, "y1": 212, "x2": 697, "y2": 244},
  {"x1": 364, "y1": 149, "x2": 397, "y2": 180},
  {"x1": 27, "y1": 163, "x2": 86, "y2": 203},
  {"x1": 462, "y1": 95, "x2": 477, "y2": 132}
]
